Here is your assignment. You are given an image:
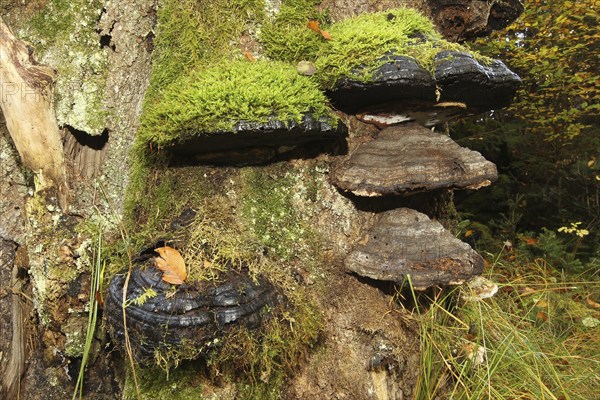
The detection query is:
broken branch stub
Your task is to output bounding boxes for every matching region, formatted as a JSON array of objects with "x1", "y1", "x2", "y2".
[
  {"x1": 345, "y1": 208, "x2": 484, "y2": 290},
  {"x1": 0, "y1": 18, "x2": 67, "y2": 206}
]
